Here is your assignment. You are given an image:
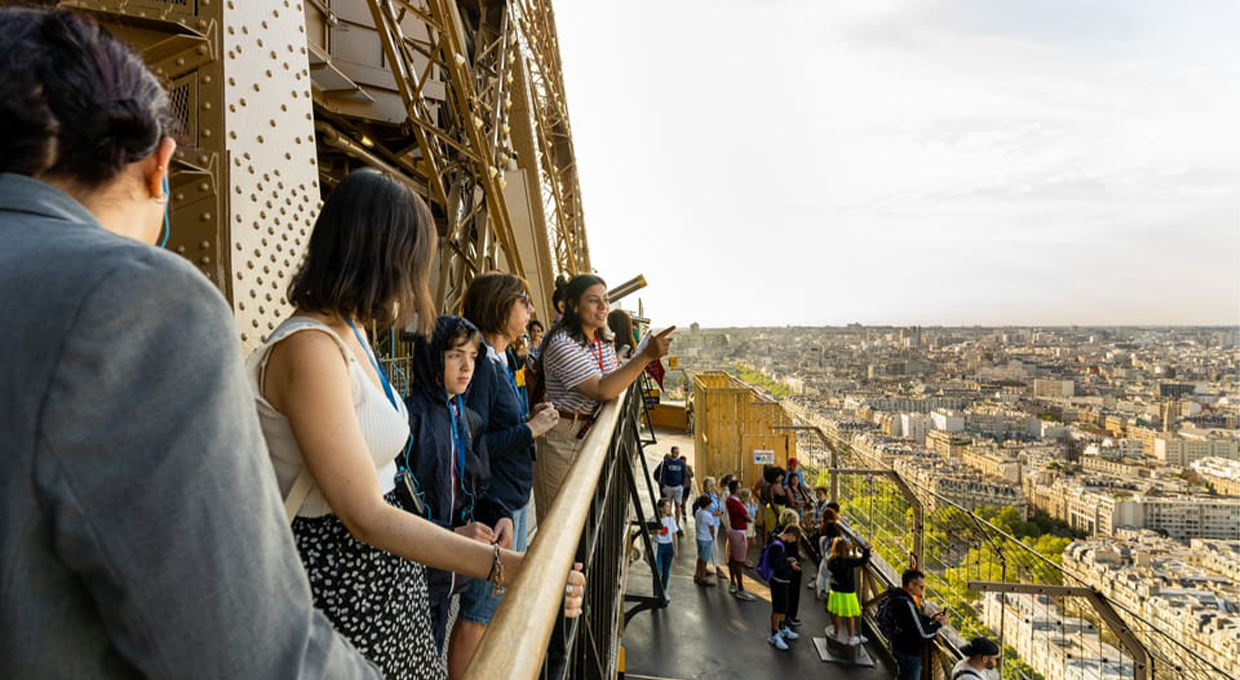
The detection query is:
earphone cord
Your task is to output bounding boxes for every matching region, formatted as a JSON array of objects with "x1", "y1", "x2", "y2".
[{"x1": 159, "y1": 175, "x2": 170, "y2": 249}]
